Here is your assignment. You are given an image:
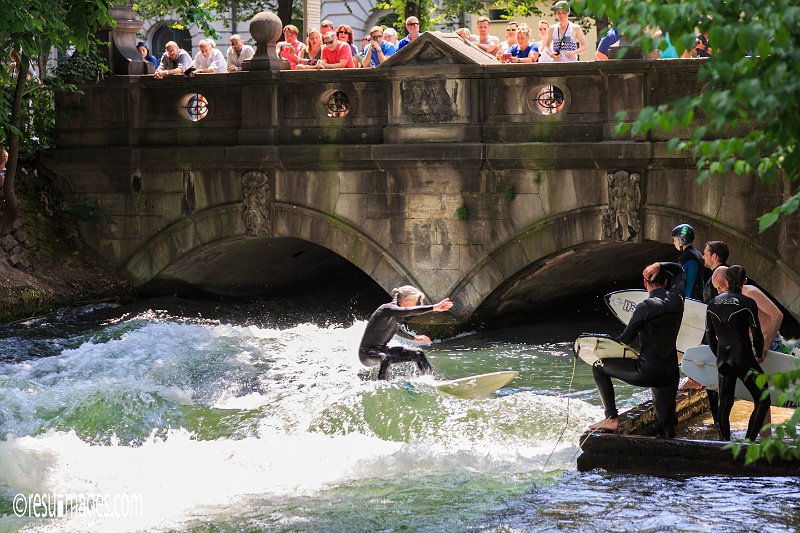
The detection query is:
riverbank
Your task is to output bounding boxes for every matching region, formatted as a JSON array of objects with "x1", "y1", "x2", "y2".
[{"x1": 0, "y1": 186, "x2": 131, "y2": 323}]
